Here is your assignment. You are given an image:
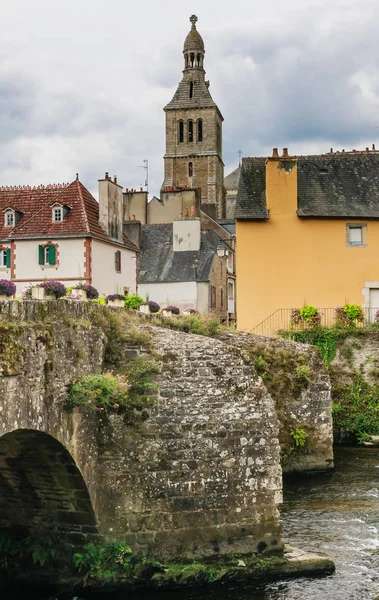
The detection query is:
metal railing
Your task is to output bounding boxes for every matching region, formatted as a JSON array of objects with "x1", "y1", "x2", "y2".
[{"x1": 252, "y1": 307, "x2": 379, "y2": 337}]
